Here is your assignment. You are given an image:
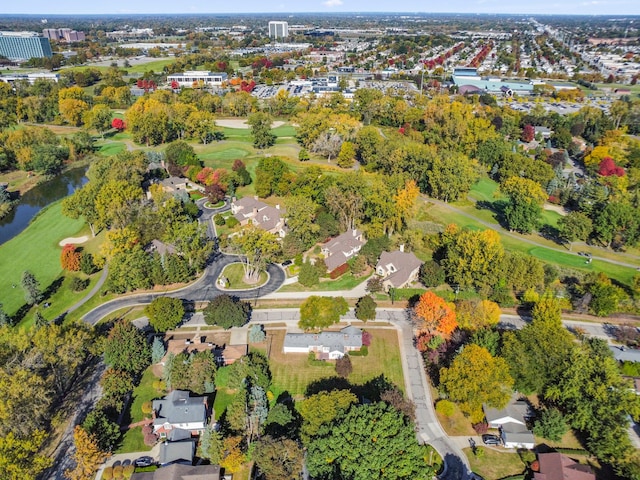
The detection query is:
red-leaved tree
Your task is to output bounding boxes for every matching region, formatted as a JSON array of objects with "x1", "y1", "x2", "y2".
[
  {"x1": 598, "y1": 157, "x2": 625, "y2": 177},
  {"x1": 521, "y1": 124, "x2": 535, "y2": 143},
  {"x1": 61, "y1": 244, "x2": 82, "y2": 271},
  {"x1": 111, "y1": 118, "x2": 125, "y2": 131}
]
